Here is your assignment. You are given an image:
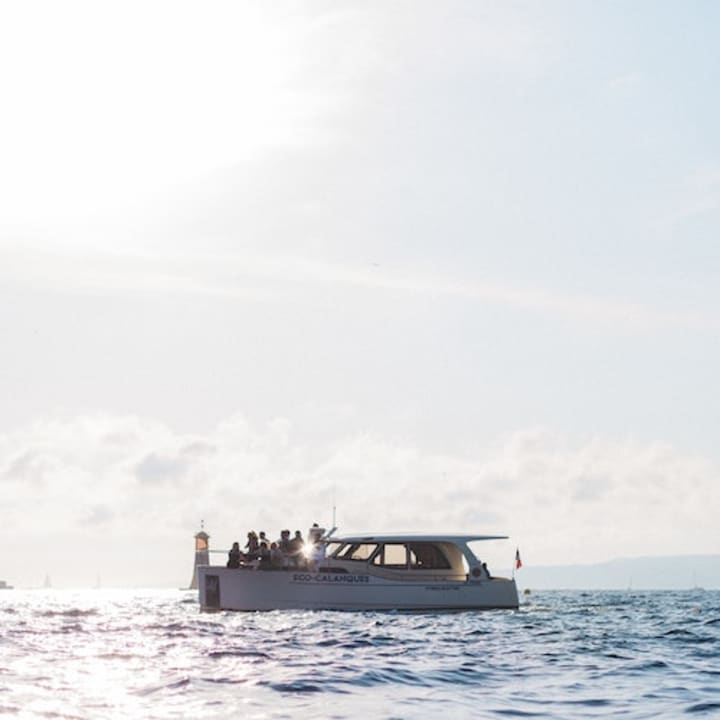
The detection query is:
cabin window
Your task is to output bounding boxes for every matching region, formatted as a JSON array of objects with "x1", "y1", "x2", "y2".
[
  {"x1": 325, "y1": 542, "x2": 342, "y2": 558},
  {"x1": 372, "y1": 543, "x2": 408, "y2": 568},
  {"x1": 338, "y1": 543, "x2": 378, "y2": 561},
  {"x1": 408, "y1": 543, "x2": 451, "y2": 570}
]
